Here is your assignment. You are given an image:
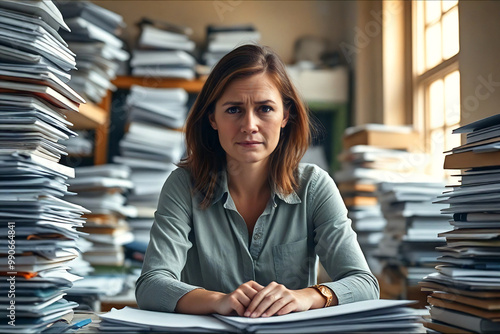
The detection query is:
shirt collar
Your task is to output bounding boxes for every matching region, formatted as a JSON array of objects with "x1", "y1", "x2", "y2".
[{"x1": 210, "y1": 168, "x2": 301, "y2": 206}]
